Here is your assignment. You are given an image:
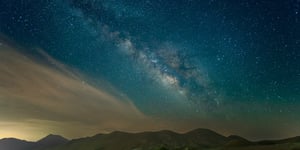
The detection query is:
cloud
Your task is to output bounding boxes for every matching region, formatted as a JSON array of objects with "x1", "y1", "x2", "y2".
[{"x1": 0, "y1": 41, "x2": 171, "y2": 141}]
